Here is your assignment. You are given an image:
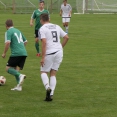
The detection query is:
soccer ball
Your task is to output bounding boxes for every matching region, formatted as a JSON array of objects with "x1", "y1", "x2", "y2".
[{"x1": 0, "y1": 76, "x2": 6, "y2": 86}]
